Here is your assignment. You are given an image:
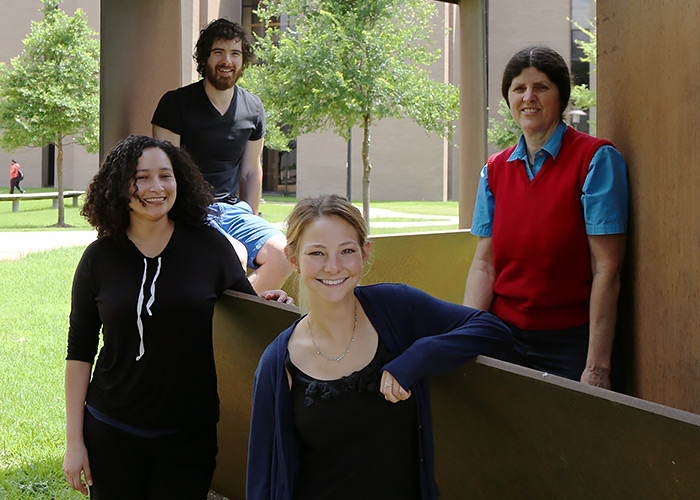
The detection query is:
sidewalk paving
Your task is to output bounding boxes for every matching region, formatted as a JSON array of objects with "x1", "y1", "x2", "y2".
[
  {"x1": 0, "y1": 208, "x2": 458, "y2": 261},
  {"x1": 0, "y1": 230, "x2": 97, "y2": 261},
  {"x1": 268, "y1": 207, "x2": 458, "y2": 230}
]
